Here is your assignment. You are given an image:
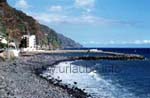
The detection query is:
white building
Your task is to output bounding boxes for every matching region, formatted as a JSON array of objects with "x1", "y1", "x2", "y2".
[{"x1": 21, "y1": 35, "x2": 36, "y2": 51}]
